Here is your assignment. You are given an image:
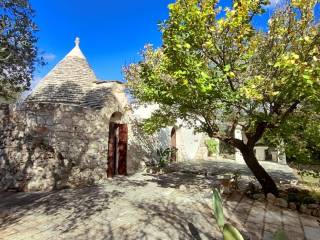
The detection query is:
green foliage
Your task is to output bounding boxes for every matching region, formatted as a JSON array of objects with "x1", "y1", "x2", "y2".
[
  {"x1": 298, "y1": 169, "x2": 320, "y2": 180},
  {"x1": 156, "y1": 147, "x2": 177, "y2": 167},
  {"x1": 212, "y1": 188, "x2": 289, "y2": 240},
  {"x1": 211, "y1": 188, "x2": 244, "y2": 239},
  {"x1": 125, "y1": 0, "x2": 320, "y2": 194},
  {"x1": 274, "y1": 229, "x2": 289, "y2": 240},
  {"x1": 205, "y1": 139, "x2": 218, "y2": 156},
  {"x1": 212, "y1": 188, "x2": 225, "y2": 230},
  {"x1": 0, "y1": 0, "x2": 41, "y2": 100},
  {"x1": 297, "y1": 167, "x2": 320, "y2": 187},
  {"x1": 265, "y1": 109, "x2": 320, "y2": 164},
  {"x1": 231, "y1": 170, "x2": 241, "y2": 190},
  {"x1": 287, "y1": 187, "x2": 320, "y2": 204},
  {"x1": 125, "y1": 0, "x2": 320, "y2": 140},
  {"x1": 219, "y1": 141, "x2": 236, "y2": 155},
  {"x1": 223, "y1": 224, "x2": 244, "y2": 240}
]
